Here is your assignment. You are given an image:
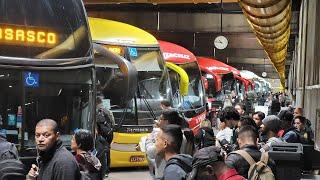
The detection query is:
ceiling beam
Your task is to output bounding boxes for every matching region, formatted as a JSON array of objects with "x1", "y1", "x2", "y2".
[
  {"x1": 220, "y1": 57, "x2": 272, "y2": 65},
  {"x1": 85, "y1": 2, "x2": 243, "y2": 13},
  {"x1": 215, "y1": 49, "x2": 268, "y2": 59},
  {"x1": 84, "y1": 0, "x2": 238, "y2": 5}
]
